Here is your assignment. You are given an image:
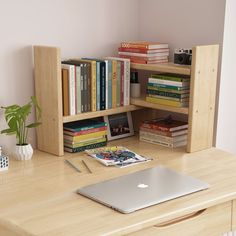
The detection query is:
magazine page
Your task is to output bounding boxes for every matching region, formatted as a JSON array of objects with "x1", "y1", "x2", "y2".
[{"x1": 85, "y1": 146, "x2": 150, "y2": 167}]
